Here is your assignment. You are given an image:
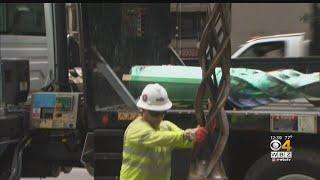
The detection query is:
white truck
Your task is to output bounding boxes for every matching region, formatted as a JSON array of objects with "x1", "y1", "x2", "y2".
[
  {"x1": 232, "y1": 33, "x2": 311, "y2": 58},
  {"x1": 0, "y1": 3, "x2": 56, "y2": 92}
]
